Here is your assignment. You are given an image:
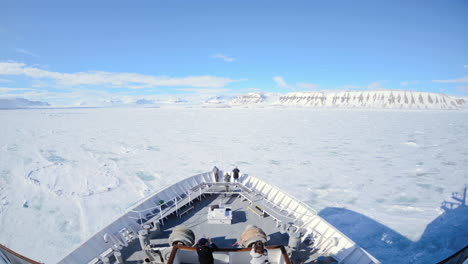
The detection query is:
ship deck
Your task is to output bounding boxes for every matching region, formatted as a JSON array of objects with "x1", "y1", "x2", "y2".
[{"x1": 120, "y1": 184, "x2": 337, "y2": 264}]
